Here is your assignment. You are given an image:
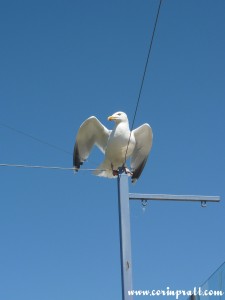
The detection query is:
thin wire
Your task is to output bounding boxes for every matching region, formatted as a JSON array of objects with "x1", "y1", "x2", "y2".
[
  {"x1": 0, "y1": 163, "x2": 95, "y2": 171},
  {"x1": 0, "y1": 163, "x2": 107, "y2": 172},
  {"x1": 131, "y1": 0, "x2": 163, "y2": 131},
  {"x1": 0, "y1": 1, "x2": 163, "y2": 173},
  {"x1": 0, "y1": 121, "x2": 100, "y2": 167},
  {"x1": 124, "y1": 0, "x2": 163, "y2": 162},
  {"x1": 0, "y1": 122, "x2": 72, "y2": 156},
  {"x1": 0, "y1": 121, "x2": 104, "y2": 168}
]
